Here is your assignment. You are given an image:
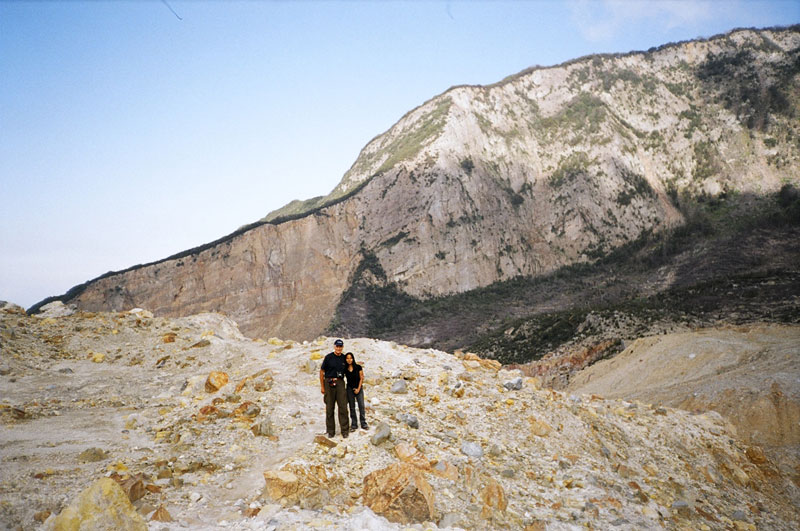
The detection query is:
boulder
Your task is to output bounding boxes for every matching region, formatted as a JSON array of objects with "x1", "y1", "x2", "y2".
[
  {"x1": 49, "y1": 477, "x2": 147, "y2": 531},
  {"x1": 35, "y1": 301, "x2": 75, "y2": 318},
  {"x1": 362, "y1": 462, "x2": 435, "y2": 524}
]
